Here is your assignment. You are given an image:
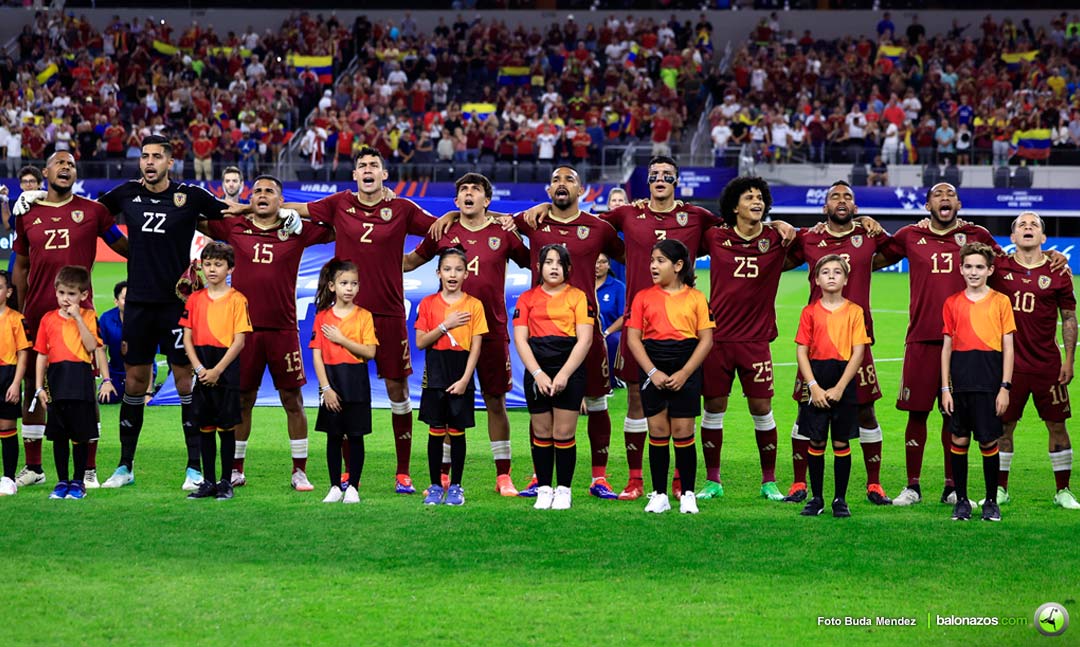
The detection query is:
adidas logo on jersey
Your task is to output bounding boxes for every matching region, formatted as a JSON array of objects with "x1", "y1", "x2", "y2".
[
  {"x1": 917, "y1": 238, "x2": 927, "y2": 245},
  {"x1": 450, "y1": 237, "x2": 460, "y2": 244},
  {"x1": 132, "y1": 196, "x2": 142, "y2": 203},
  {"x1": 1003, "y1": 273, "x2": 1013, "y2": 281},
  {"x1": 346, "y1": 207, "x2": 356, "y2": 214},
  {"x1": 32, "y1": 218, "x2": 41, "y2": 225},
  {"x1": 723, "y1": 240, "x2": 732, "y2": 247},
  {"x1": 636, "y1": 213, "x2": 647, "y2": 219},
  {"x1": 817, "y1": 240, "x2": 828, "y2": 247}
]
